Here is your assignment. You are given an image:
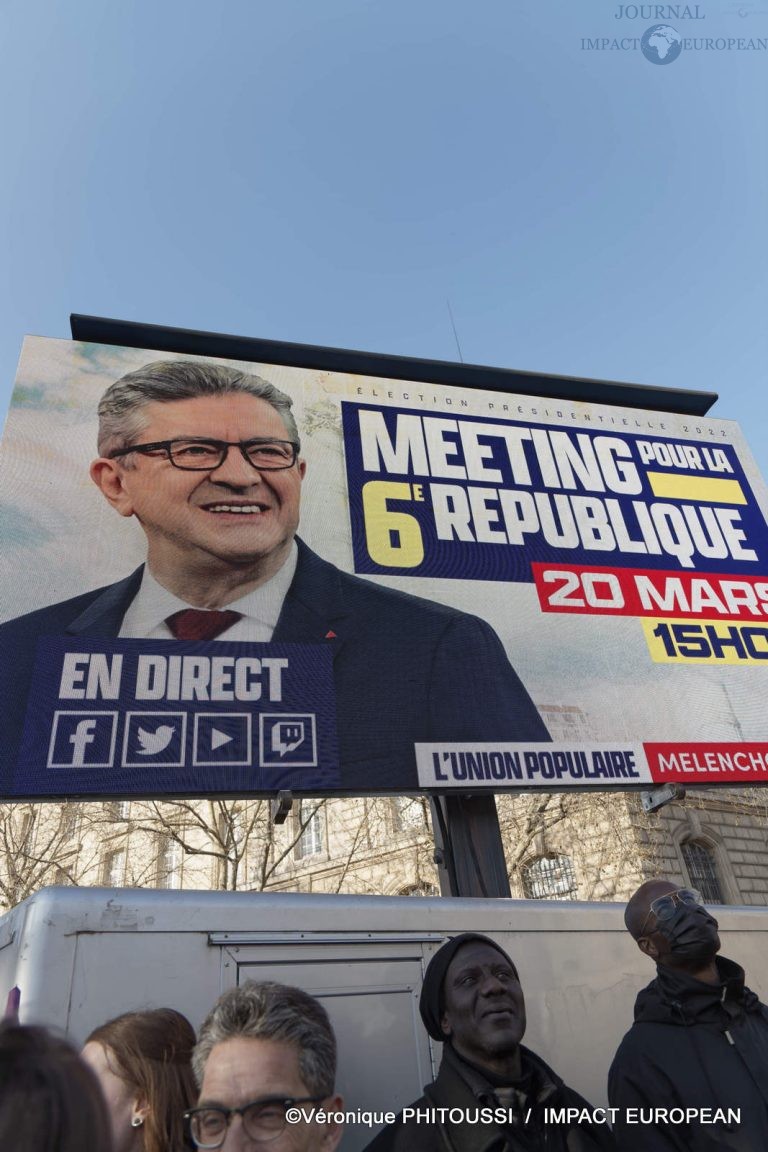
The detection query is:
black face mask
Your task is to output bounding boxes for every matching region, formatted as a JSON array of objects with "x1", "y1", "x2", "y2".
[{"x1": 656, "y1": 903, "x2": 720, "y2": 964}]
